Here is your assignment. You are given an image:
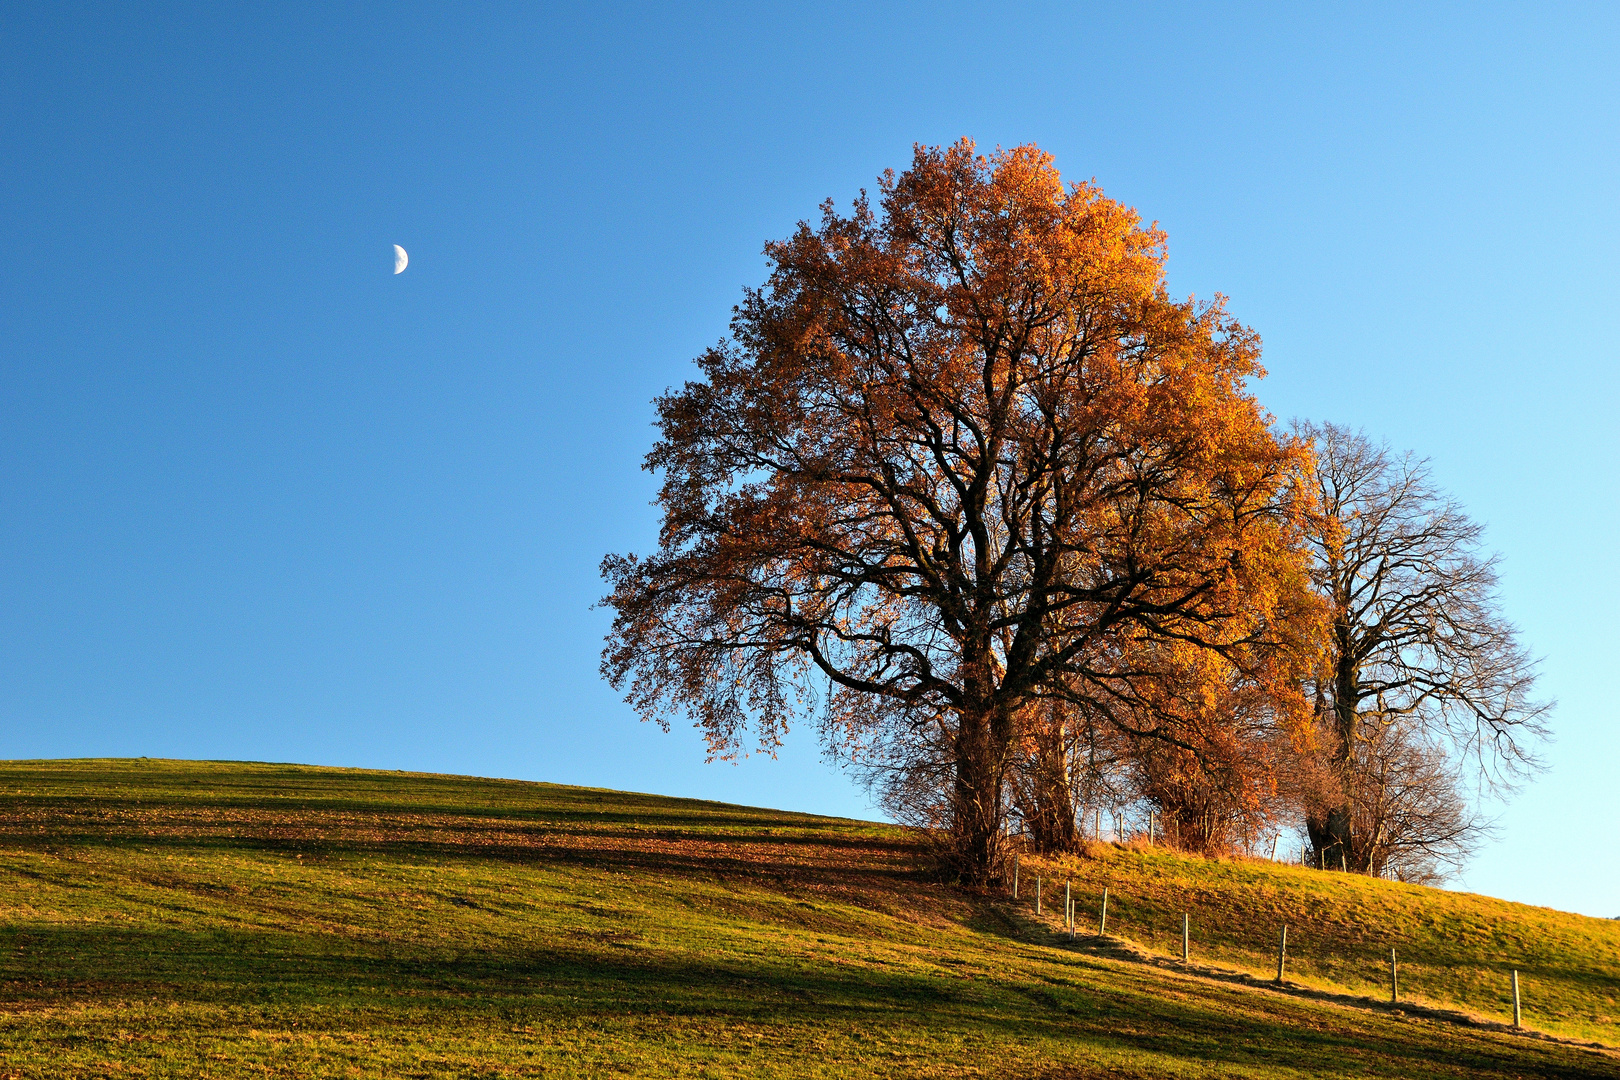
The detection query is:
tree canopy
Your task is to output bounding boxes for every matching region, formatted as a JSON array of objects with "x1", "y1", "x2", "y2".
[{"x1": 602, "y1": 140, "x2": 1320, "y2": 882}]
